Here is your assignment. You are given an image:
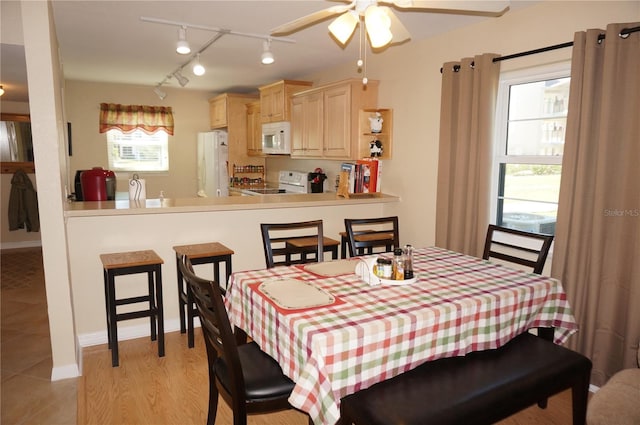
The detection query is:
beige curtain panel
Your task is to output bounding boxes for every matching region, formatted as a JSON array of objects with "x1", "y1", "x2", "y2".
[
  {"x1": 436, "y1": 54, "x2": 500, "y2": 257},
  {"x1": 551, "y1": 22, "x2": 640, "y2": 387}
]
